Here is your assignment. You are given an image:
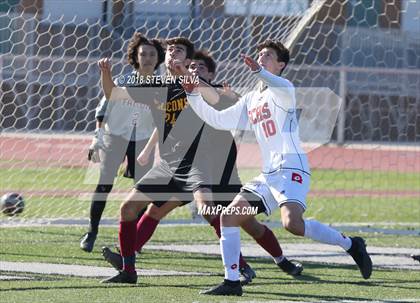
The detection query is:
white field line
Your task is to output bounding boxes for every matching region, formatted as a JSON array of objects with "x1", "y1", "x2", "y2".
[
  {"x1": 145, "y1": 243, "x2": 420, "y2": 271},
  {"x1": 1, "y1": 218, "x2": 419, "y2": 228},
  {"x1": 0, "y1": 243, "x2": 419, "y2": 281},
  {"x1": 0, "y1": 261, "x2": 213, "y2": 278}
]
